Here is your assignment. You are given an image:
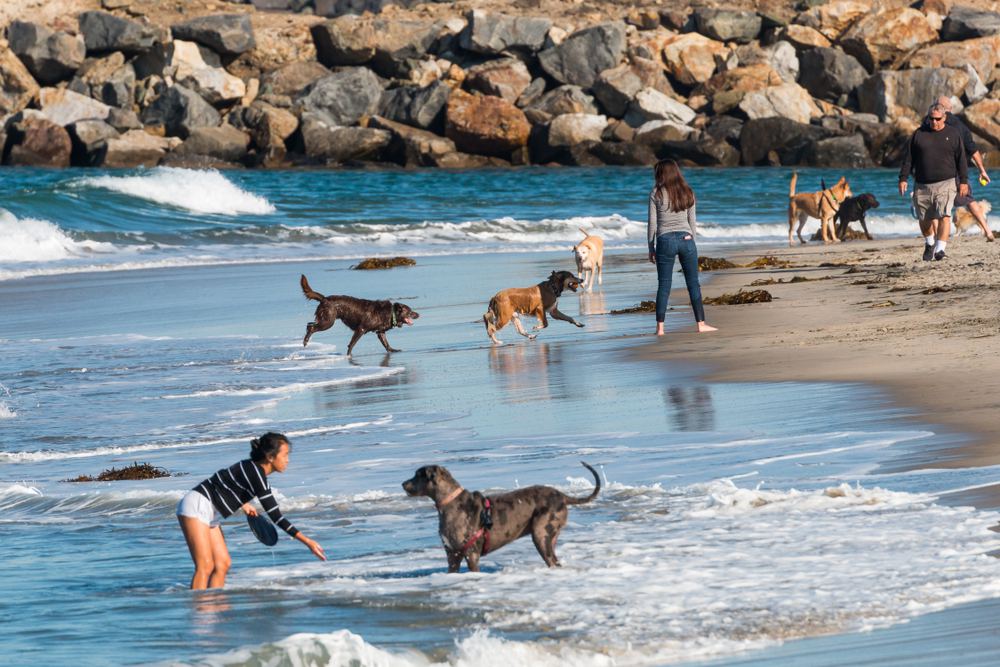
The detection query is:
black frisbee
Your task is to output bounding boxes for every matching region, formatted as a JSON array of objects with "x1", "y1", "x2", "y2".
[{"x1": 246, "y1": 513, "x2": 279, "y2": 546}]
